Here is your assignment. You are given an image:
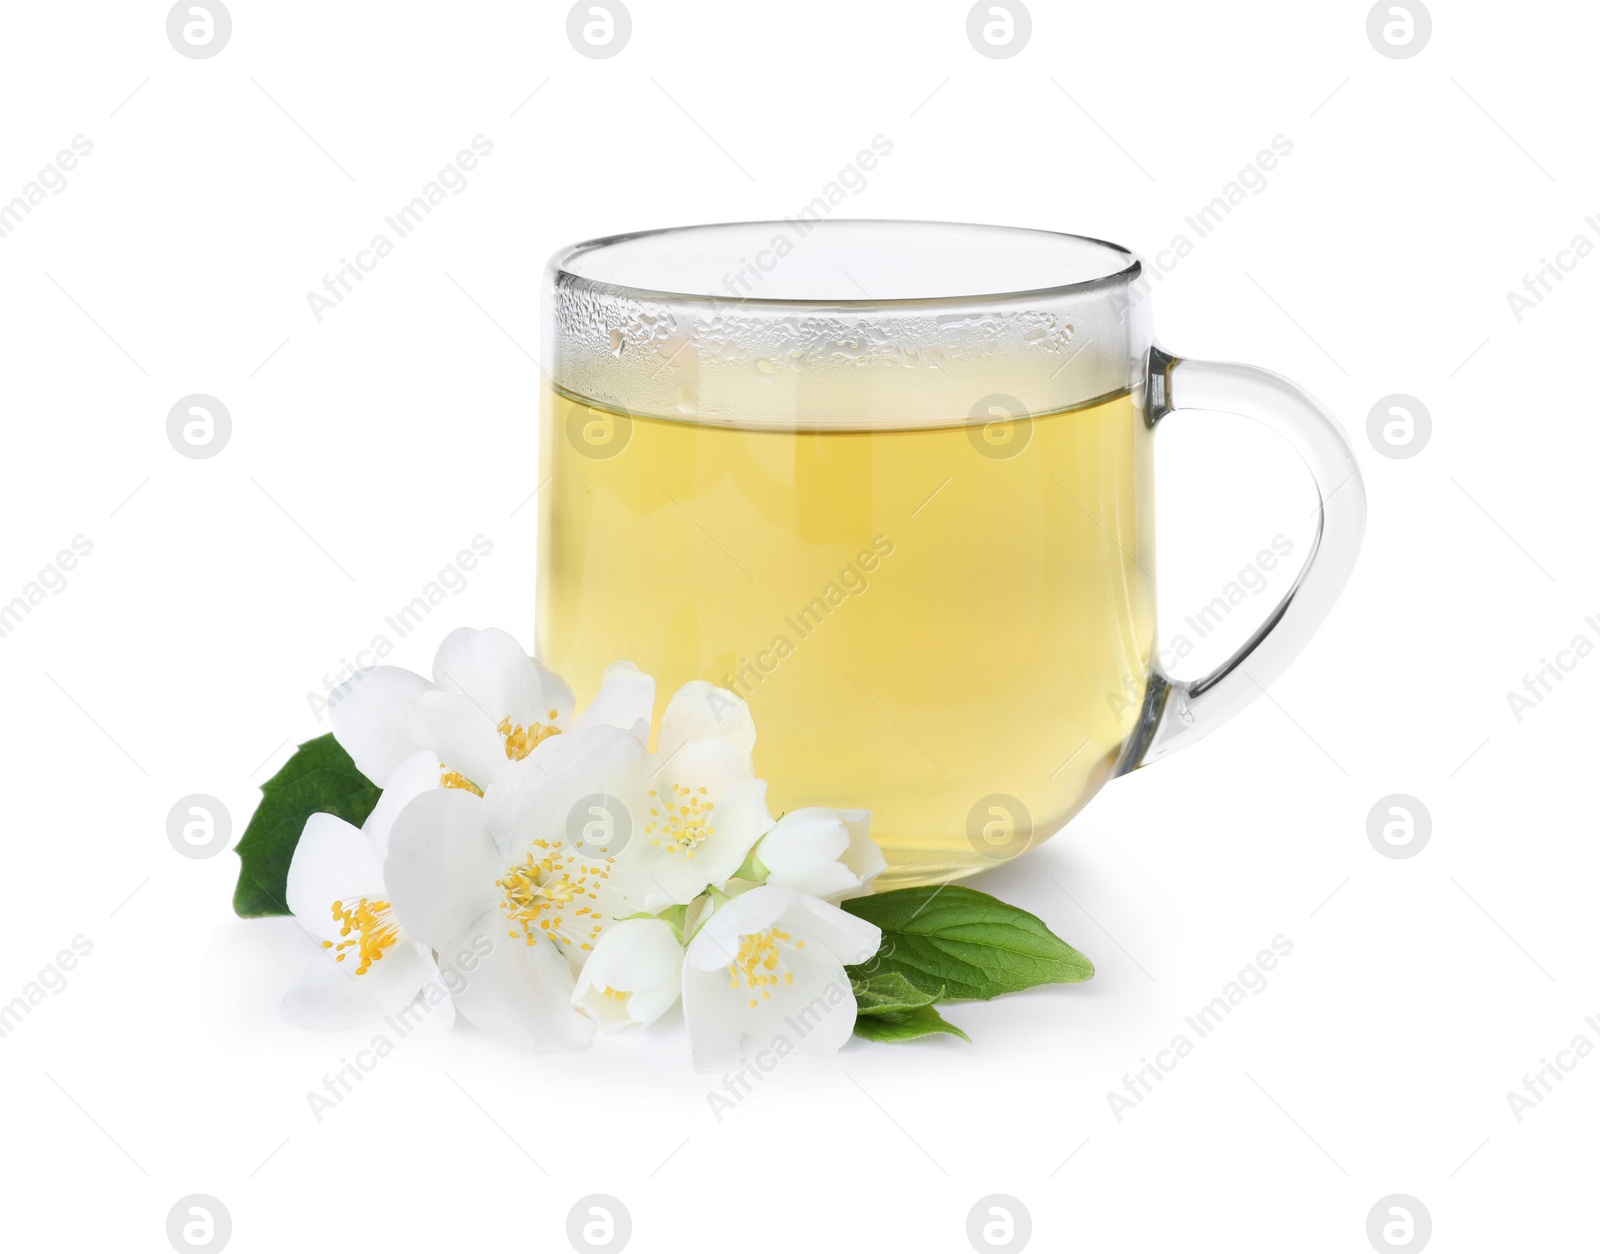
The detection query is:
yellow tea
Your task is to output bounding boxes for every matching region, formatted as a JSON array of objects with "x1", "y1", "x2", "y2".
[{"x1": 538, "y1": 384, "x2": 1156, "y2": 886}]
